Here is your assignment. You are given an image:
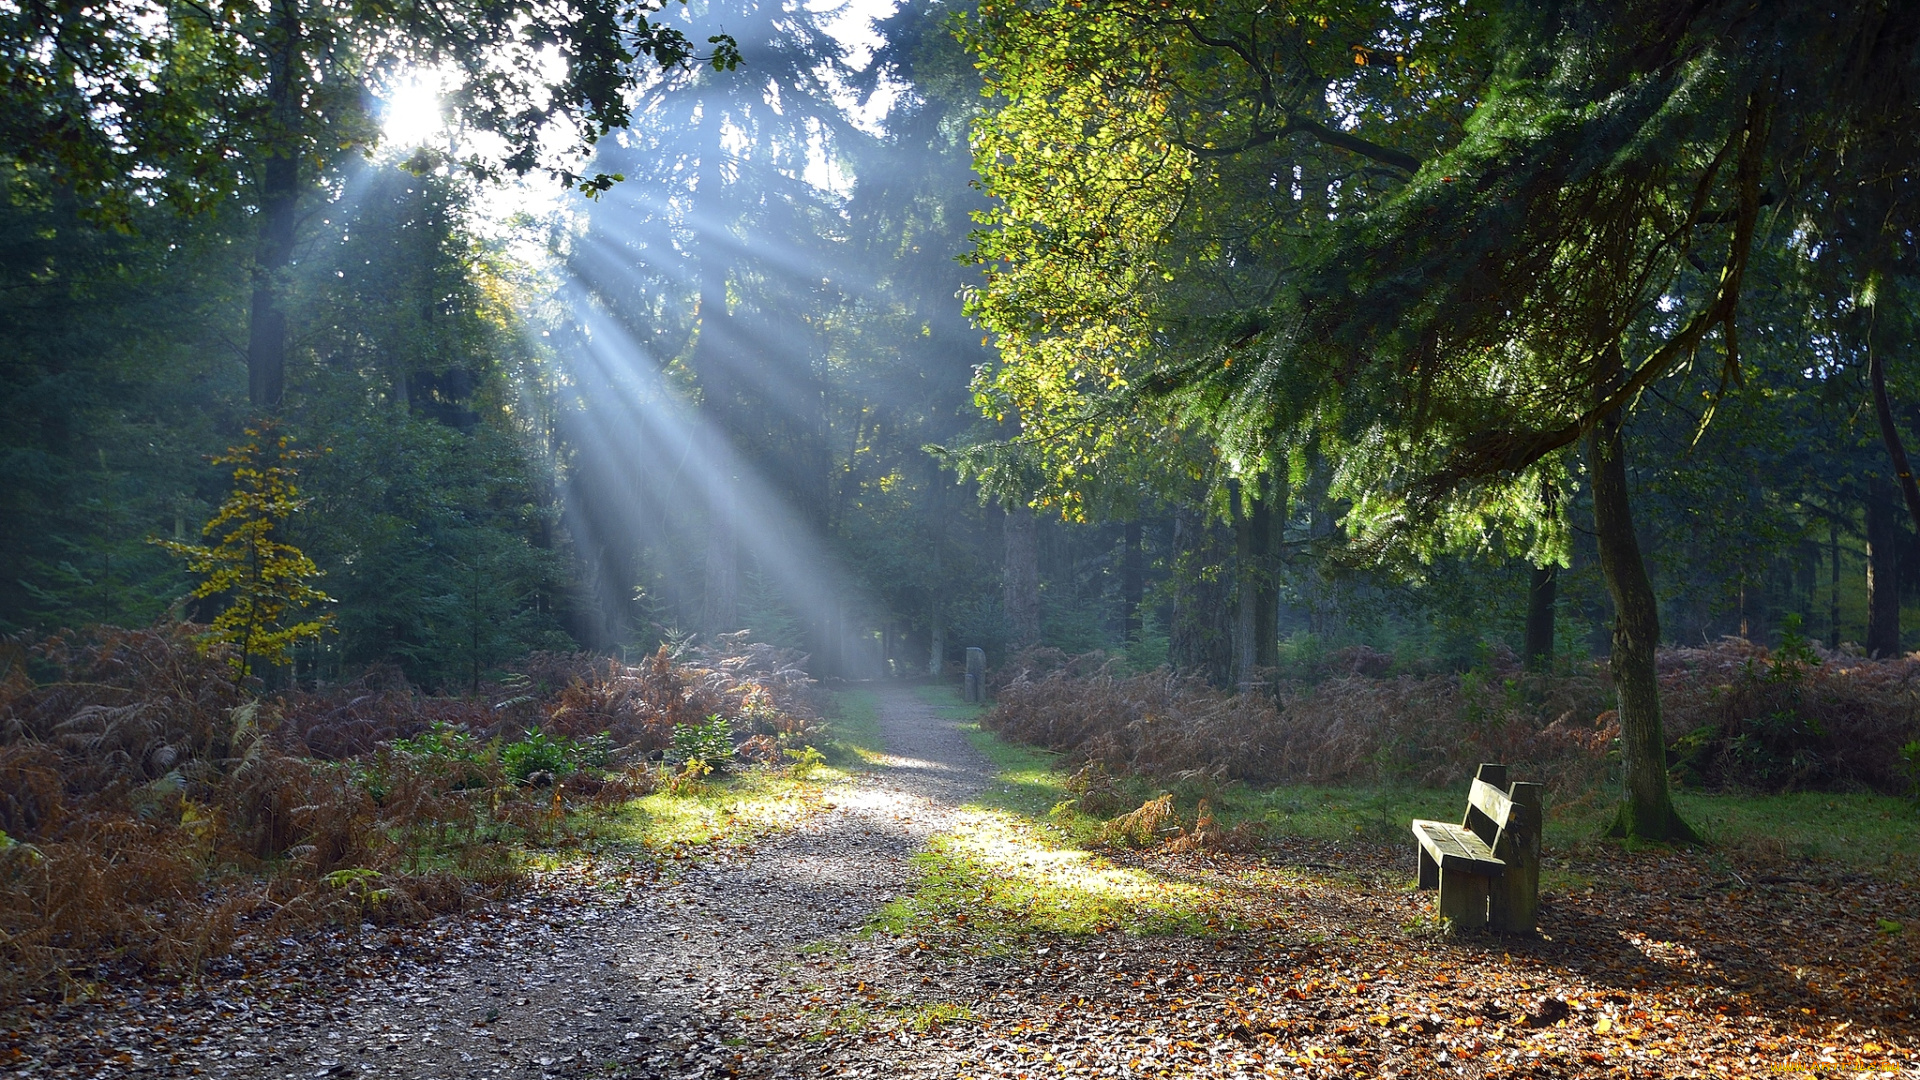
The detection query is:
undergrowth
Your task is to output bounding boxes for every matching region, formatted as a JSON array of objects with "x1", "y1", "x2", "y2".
[
  {"x1": 962, "y1": 656, "x2": 1920, "y2": 875},
  {"x1": 878, "y1": 682, "x2": 1919, "y2": 951},
  {"x1": 0, "y1": 624, "x2": 824, "y2": 1002},
  {"x1": 986, "y1": 637, "x2": 1920, "y2": 797}
]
